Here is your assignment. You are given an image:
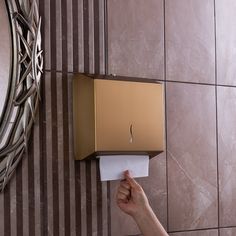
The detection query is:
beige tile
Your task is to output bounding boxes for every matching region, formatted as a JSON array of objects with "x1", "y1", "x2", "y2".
[
  {"x1": 216, "y1": 0, "x2": 236, "y2": 86},
  {"x1": 108, "y1": 0, "x2": 164, "y2": 79},
  {"x1": 170, "y1": 229, "x2": 218, "y2": 236},
  {"x1": 218, "y1": 87, "x2": 236, "y2": 226},
  {"x1": 138, "y1": 153, "x2": 167, "y2": 229},
  {"x1": 167, "y1": 83, "x2": 217, "y2": 231},
  {"x1": 220, "y1": 228, "x2": 236, "y2": 236},
  {"x1": 166, "y1": 0, "x2": 215, "y2": 83}
]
